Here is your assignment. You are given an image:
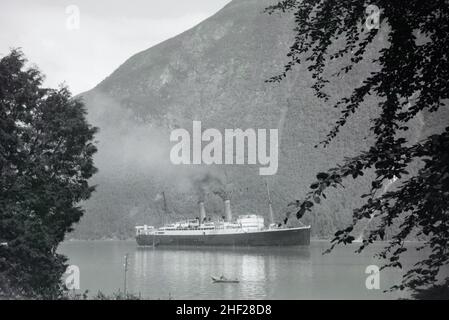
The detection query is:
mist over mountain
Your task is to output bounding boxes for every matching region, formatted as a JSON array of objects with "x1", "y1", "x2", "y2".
[{"x1": 71, "y1": 0, "x2": 438, "y2": 240}]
